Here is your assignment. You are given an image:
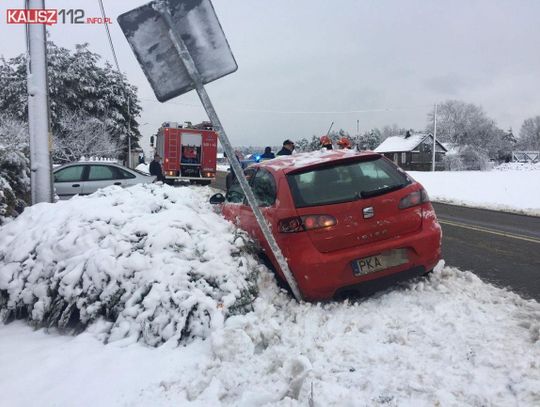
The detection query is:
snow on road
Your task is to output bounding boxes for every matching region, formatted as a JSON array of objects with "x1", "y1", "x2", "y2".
[
  {"x1": 409, "y1": 165, "x2": 540, "y2": 216},
  {"x1": 1, "y1": 184, "x2": 539, "y2": 406}
]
